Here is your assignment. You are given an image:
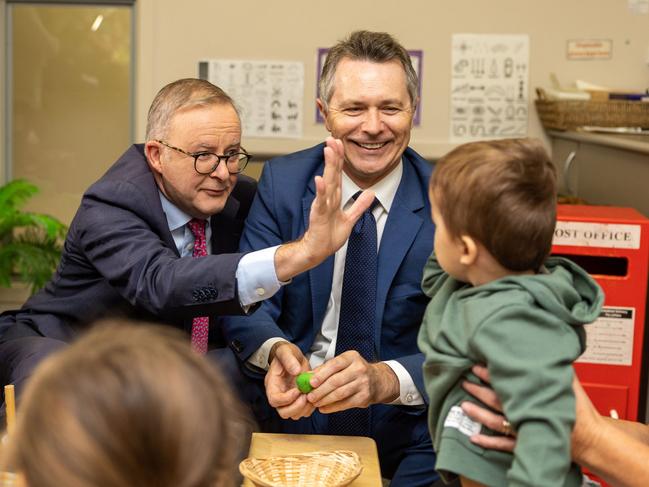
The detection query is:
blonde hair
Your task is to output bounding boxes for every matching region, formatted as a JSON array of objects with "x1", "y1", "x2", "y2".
[{"x1": 2, "y1": 320, "x2": 251, "y2": 487}]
